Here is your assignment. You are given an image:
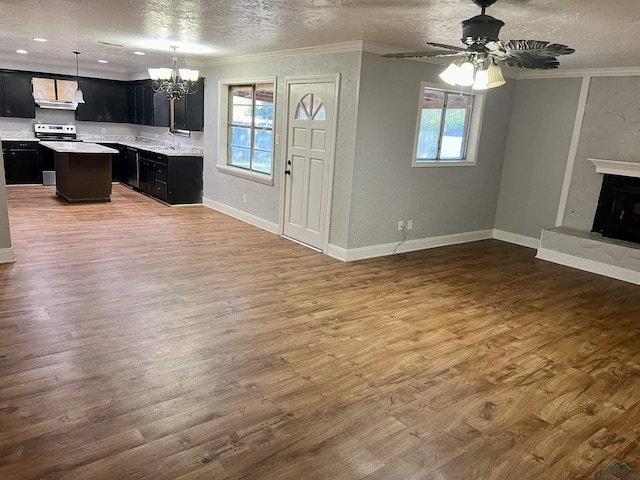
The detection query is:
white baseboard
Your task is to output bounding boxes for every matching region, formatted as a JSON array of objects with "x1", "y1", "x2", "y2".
[
  {"x1": 327, "y1": 229, "x2": 494, "y2": 262},
  {"x1": 0, "y1": 247, "x2": 16, "y2": 264},
  {"x1": 492, "y1": 229, "x2": 541, "y2": 249},
  {"x1": 202, "y1": 198, "x2": 279, "y2": 234},
  {"x1": 536, "y1": 247, "x2": 640, "y2": 286}
]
